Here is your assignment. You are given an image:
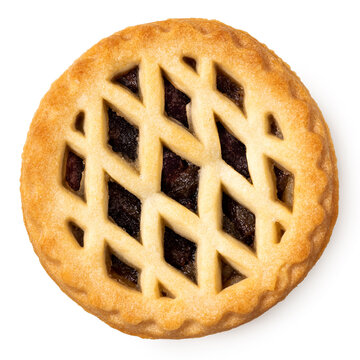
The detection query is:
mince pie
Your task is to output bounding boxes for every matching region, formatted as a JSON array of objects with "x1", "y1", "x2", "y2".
[{"x1": 21, "y1": 19, "x2": 338, "y2": 338}]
